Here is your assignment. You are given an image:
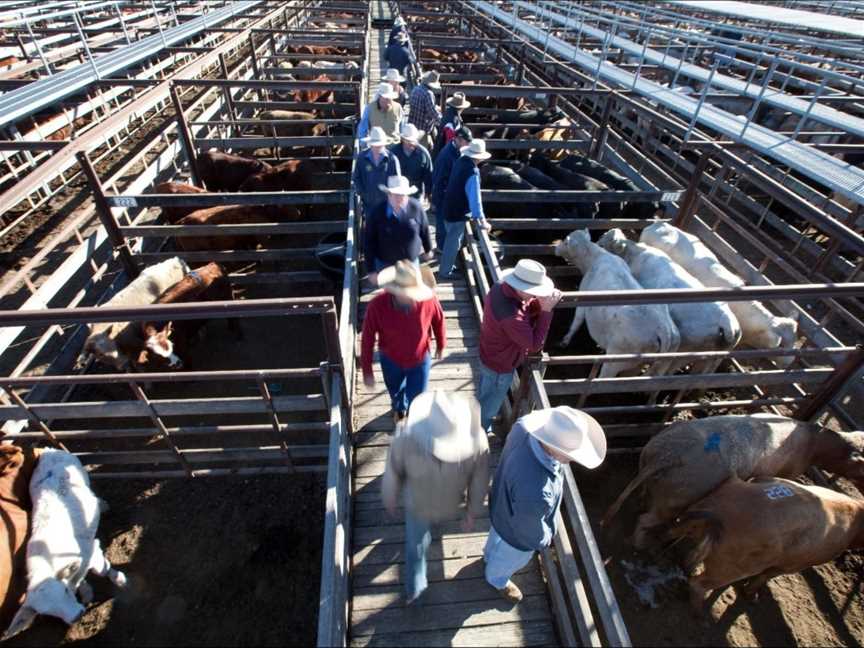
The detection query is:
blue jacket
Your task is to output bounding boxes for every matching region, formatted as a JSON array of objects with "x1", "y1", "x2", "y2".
[
  {"x1": 431, "y1": 141, "x2": 459, "y2": 208},
  {"x1": 489, "y1": 421, "x2": 563, "y2": 552},
  {"x1": 385, "y1": 42, "x2": 413, "y2": 75},
  {"x1": 442, "y1": 155, "x2": 483, "y2": 222},
  {"x1": 389, "y1": 143, "x2": 433, "y2": 199},
  {"x1": 364, "y1": 198, "x2": 430, "y2": 268},
  {"x1": 352, "y1": 148, "x2": 401, "y2": 212}
]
